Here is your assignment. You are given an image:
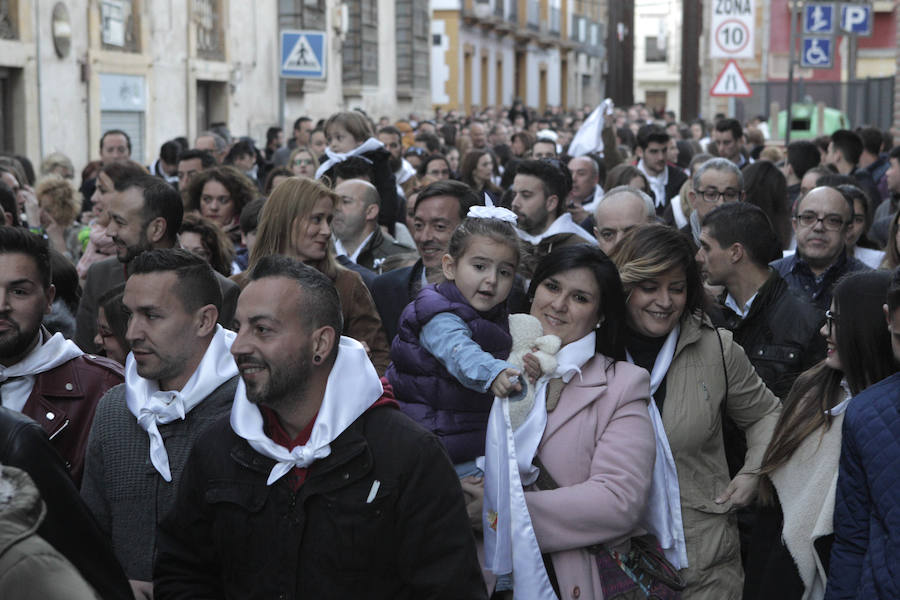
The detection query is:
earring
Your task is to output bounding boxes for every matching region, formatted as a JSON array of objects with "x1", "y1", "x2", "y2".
[{"x1": 313, "y1": 354, "x2": 322, "y2": 364}]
